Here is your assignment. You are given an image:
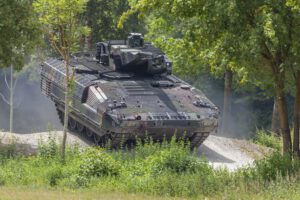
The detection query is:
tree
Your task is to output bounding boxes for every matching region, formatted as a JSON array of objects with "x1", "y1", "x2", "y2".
[
  {"x1": 0, "y1": 0, "x2": 40, "y2": 133},
  {"x1": 271, "y1": 98, "x2": 280, "y2": 135},
  {"x1": 0, "y1": 67, "x2": 20, "y2": 133},
  {"x1": 119, "y1": 1, "x2": 247, "y2": 135},
  {"x1": 119, "y1": 0, "x2": 300, "y2": 156},
  {"x1": 286, "y1": 0, "x2": 300, "y2": 157},
  {"x1": 85, "y1": 0, "x2": 144, "y2": 46},
  {"x1": 0, "y1": 0, "x2": 40, "y2": 69},
  {"x1": 33, "y1": 0, "x2": 90, "y2": 163}
]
